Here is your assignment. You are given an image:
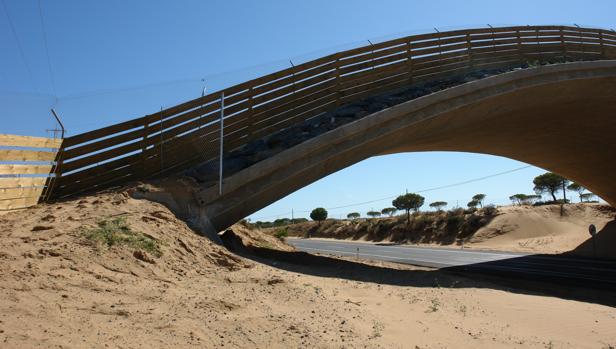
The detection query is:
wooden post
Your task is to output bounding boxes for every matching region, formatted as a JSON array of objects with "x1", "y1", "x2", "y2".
[
  {"x1": 516, "y1": 29, "x2": 524, "y2": 66},
  {"x1": 407, "y1": 40, "x2": 414, "y2": 84},
  {"x1": 560, "y1": 26, "x2": 567, "y2": 61},
  {"x1": 141, "y1": 117, "x2": 150, "y2": 178},
  {"x1": 466, "y1": 33, "x2": 473, "y2": 71},
  {"x1": 219, "y1": 92, "x2": 224, "y2": 196},
  {"x1": 247, "y1": 84, "x2": 255, "y2": 138},
  {"x1": 159, "y1": 107, "x2": 163, "y2": 175},
  {"x1": 334, "y1": 55, "x2": 342, "y2": 107}
]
